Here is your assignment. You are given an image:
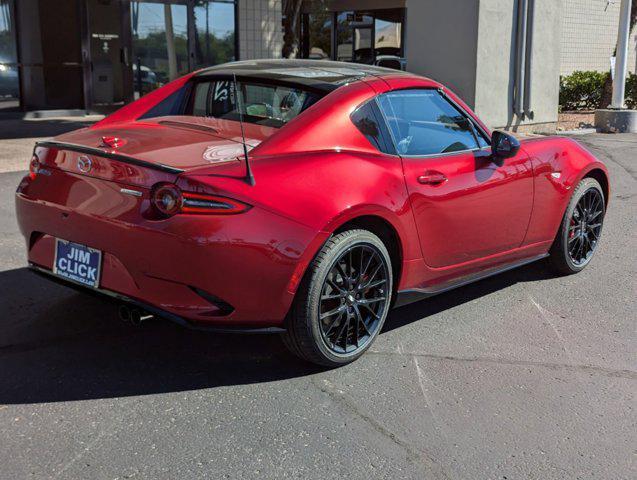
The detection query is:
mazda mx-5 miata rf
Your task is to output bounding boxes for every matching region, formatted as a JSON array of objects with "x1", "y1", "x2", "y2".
[{"x1": 15, "y1": 60, "x2": 609, "y2": 366}]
